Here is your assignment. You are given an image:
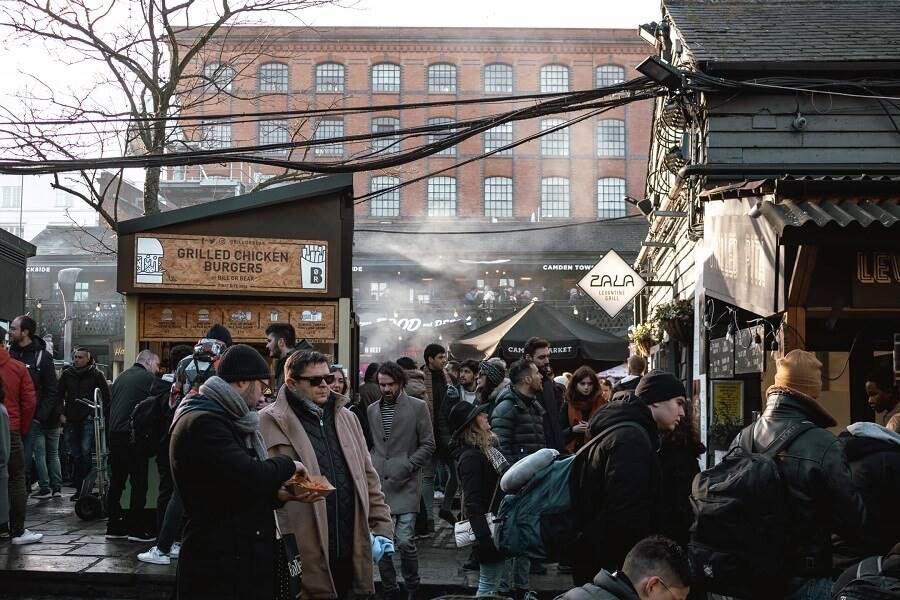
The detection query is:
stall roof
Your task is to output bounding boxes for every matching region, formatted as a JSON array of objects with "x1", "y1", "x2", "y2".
[
  {"x1": 118, "y1": 174, "x2": 353, "y2": 235},
  {"x1": 0, "y1": 227, "x2": 36, "y2": 259},
  {"x1": 760, "y1": 198, "x2": 900, "y2": 237}
]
